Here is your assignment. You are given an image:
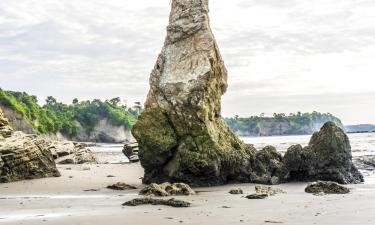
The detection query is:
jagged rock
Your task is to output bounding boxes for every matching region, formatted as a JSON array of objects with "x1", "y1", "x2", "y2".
[
  {"x1": 284, "y1": 122, "x2": 363, "y2": 184},
  {"x1": 122, "y1": 198, "x2": 191, "y2": 207},
  {"x1": 122, "y1": 142, "x2": 140, "y2": 163},
  {"x1": 255, "y1": 185, "x2": 286, "y2": 196},
  {"x1": 140, "y1": 182, "x2": 195, "y2": 197},
  {"x1": 52, "y1": 141, "x2": 97, "y2": 164},
  {"x1": 131, "y1": 0, "x2": 289, "y2": 187},
  {"x1": 0, "y1": 132, "x2": 60, "y2": 182},
  {"x1": 0, "y1": 108, "x2": 13, "y2": 138},
  {"x1": 107, "y1": 182, "x2": 137, "y2": 190},
  {"x1": 245, "y1": 194, "x2": 268, "y2": 199},
  {"x1": 229, "y1": 188, "x2": 243, "y2": 194},
  {"x1": 251, "y1": 146, "x2": 286, "y2": 185},
  {"x1": 0, "y1": 108, "x2": 60, "y2": 182},
  {"x1": 305, "y1": 181, "x2": 350, "y2": 194}
]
